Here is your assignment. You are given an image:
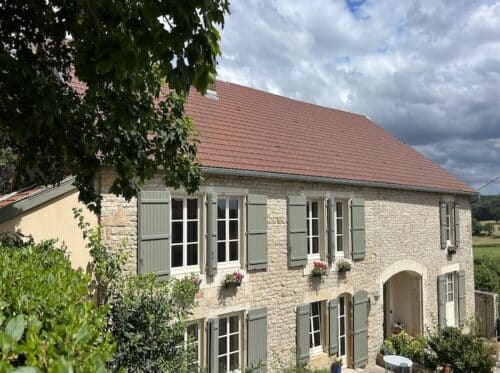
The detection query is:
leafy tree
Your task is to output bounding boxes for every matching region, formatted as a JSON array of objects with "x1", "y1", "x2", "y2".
[
  {"x1": 107, "y1": 275, "x2": 200, "y2": 372},
  {"x1": 0, "y1": 1, "x2": 230, "y2": 211},
  {"x1": 0, "y1": 239, "x2": 114, "y2": 371},
  {"x1": 472, "y1": 195, "x2": 500, "y2": 221},
  {"x1": 474, "y1": 257, "x2": 500, "y2": 294},
  {"x1": 482, "y1": 222, "x2": 494, "y2": 236},
  {"x1": 471, "y1": 218, "x2": 481, "y2": 236}
]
